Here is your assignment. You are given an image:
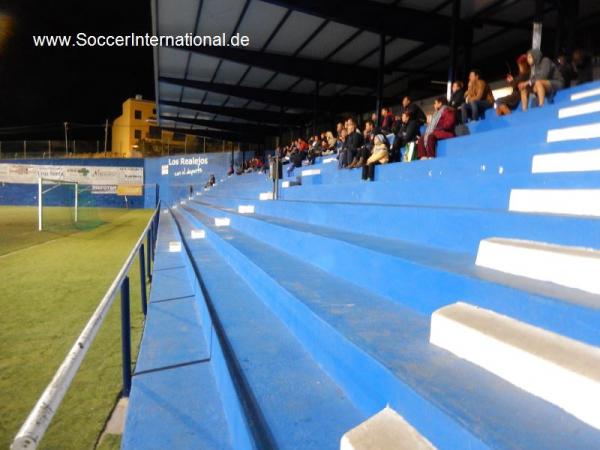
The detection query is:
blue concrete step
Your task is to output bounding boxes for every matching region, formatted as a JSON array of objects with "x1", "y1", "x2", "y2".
[
  {"x1": 170, "y1": 207, "x2": 365, "y2": 450},
  {"x1": 177, "y1": 204, "x2": 600, "y2": 450},
  {"x1": 123, "y1": 215, "x2": 234, "y2": 450},
  {"x1": 186, "y1": 201, "x2": 600, "y2": 347},
  {"x1": 195, "y1": 195, "x2": 600, "y2": 254},
  {"x1": 277, "y1": 171, "x2": 600, "y2": 210}
]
